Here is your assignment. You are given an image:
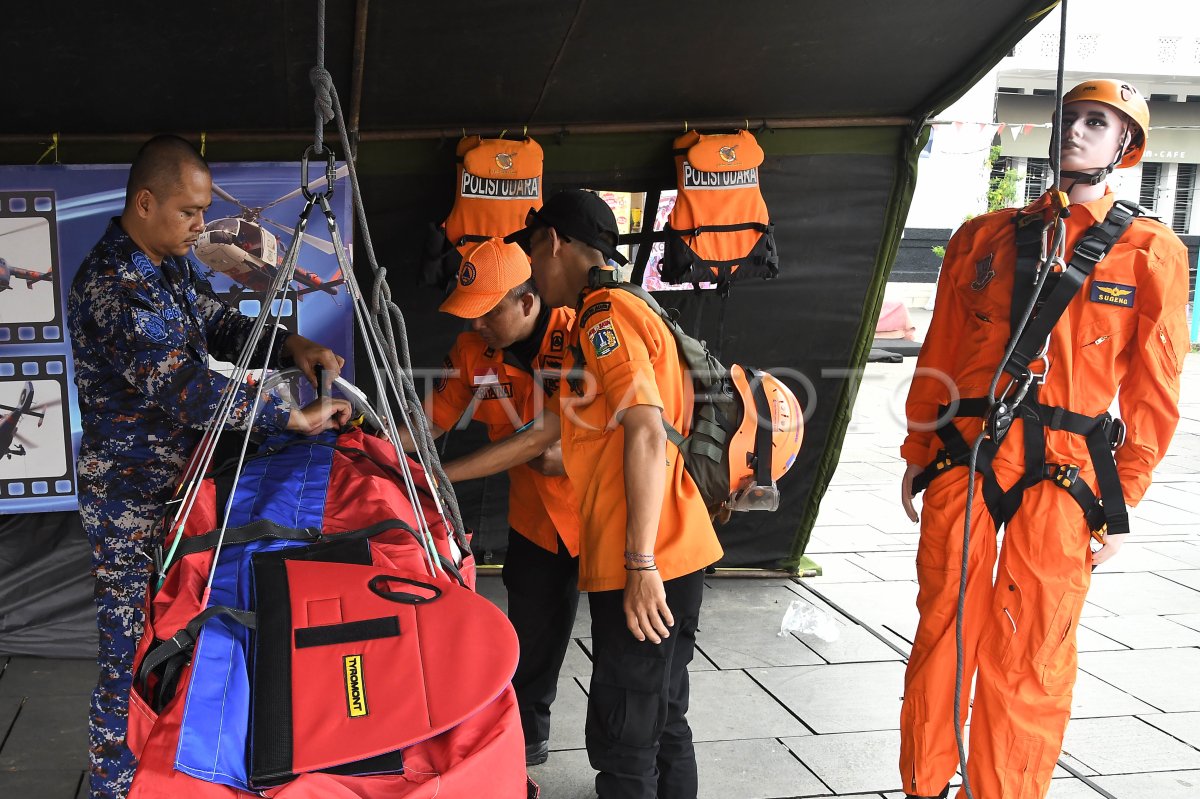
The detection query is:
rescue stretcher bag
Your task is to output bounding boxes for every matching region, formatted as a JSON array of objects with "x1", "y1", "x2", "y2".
[
  {"x1": 422, "y1": 136, "x2": 543, "y2": 289},
  {"x1": 661, "y1": 129, "x2": 778, "y2": 287},
  {"x1": 126, "y1": 428, "x2": 529, "y2": 799},
  {"x1": 250, "y1": 552, "x2": 518, "y2": 787}
]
